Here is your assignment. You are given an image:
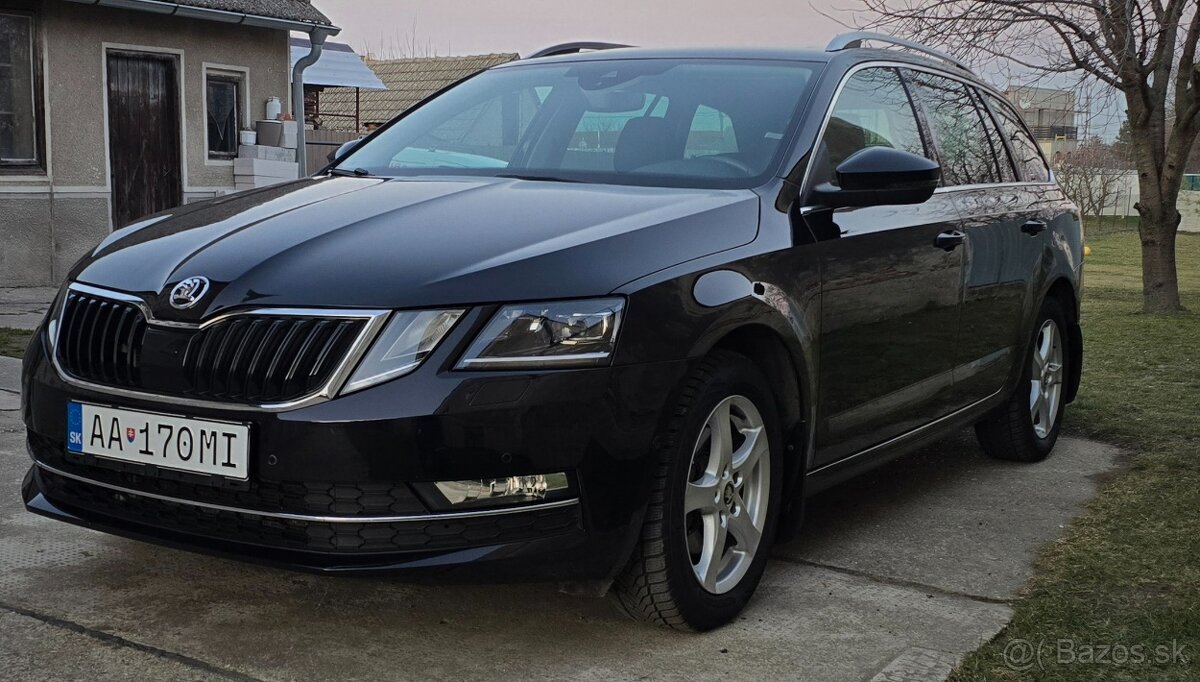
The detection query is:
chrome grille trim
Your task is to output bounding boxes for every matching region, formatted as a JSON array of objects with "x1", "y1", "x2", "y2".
[{"x1": 50, "y1": 282, "x2": 390, "y2": 412}]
